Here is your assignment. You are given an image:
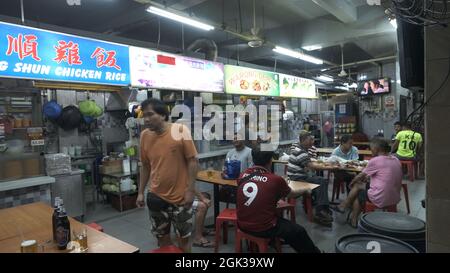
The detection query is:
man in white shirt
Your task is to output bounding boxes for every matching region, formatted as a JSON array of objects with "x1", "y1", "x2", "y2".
[{"x1": 225, "y1": 133, "x2": 253, "y2": 172}]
